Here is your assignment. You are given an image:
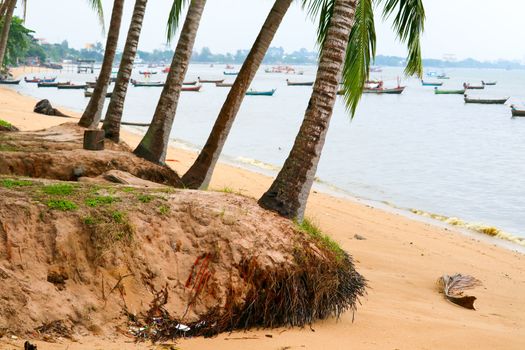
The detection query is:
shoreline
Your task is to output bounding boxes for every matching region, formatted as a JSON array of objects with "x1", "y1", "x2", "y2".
[
  {"x1": 1, "y1": 68, "x2": 525, "y2": 349},
  {"x1": 9, "y1": 67, "x2": 525, "y2": 250}
]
